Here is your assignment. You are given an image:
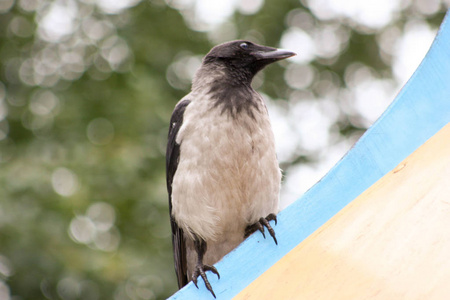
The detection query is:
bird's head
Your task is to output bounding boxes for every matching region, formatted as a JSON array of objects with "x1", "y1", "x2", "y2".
[{"x1": 202, "y1": 40, "x2": 296, "y2": 85}]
